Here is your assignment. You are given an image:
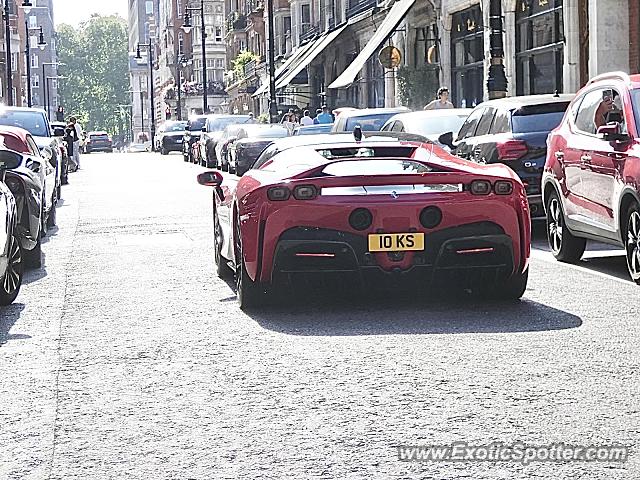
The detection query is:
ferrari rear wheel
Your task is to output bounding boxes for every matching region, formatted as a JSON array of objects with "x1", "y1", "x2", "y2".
[
  {"x1": 546, "y1": 191, "x2": 586, "y2": 263},
  {"x1": 0, "y1": 235, "x2": 22, "y2": 305},
  {"x1": 214, "y1": 210, "x2": 231, "y2": 279},
  {"x1": 489, "y1": 269, "x2": 528, "y2": 301},
  {"x1": 235, "y1": 215, "x2": 264, "y2": 310}
]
